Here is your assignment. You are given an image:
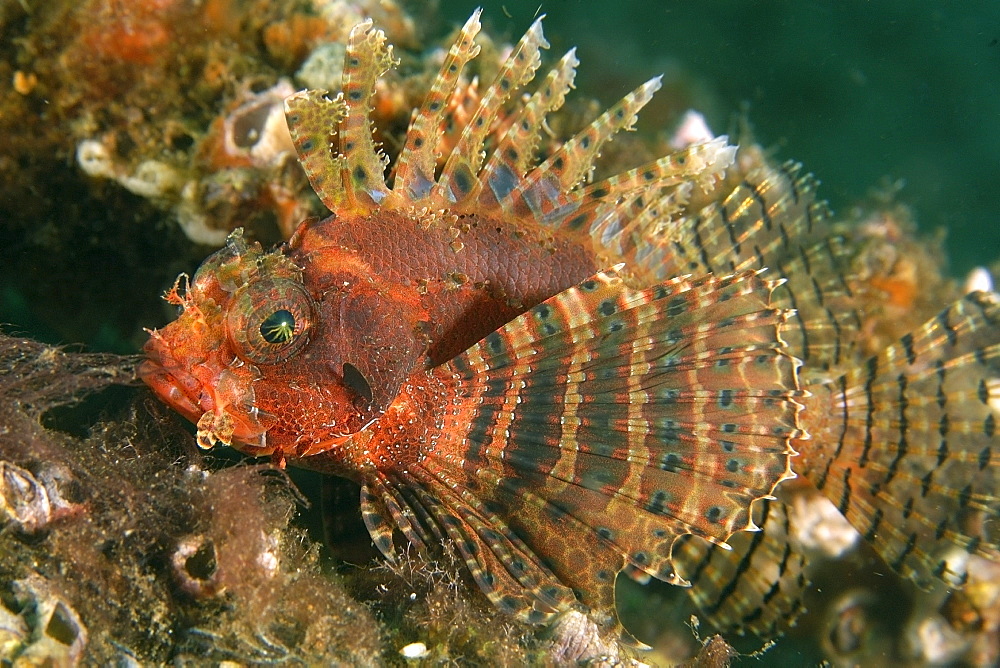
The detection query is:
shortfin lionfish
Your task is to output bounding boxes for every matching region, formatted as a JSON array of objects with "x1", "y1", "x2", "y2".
[{"x1": 140, "y1": 10, "x2": 1000, "y2": 650}]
